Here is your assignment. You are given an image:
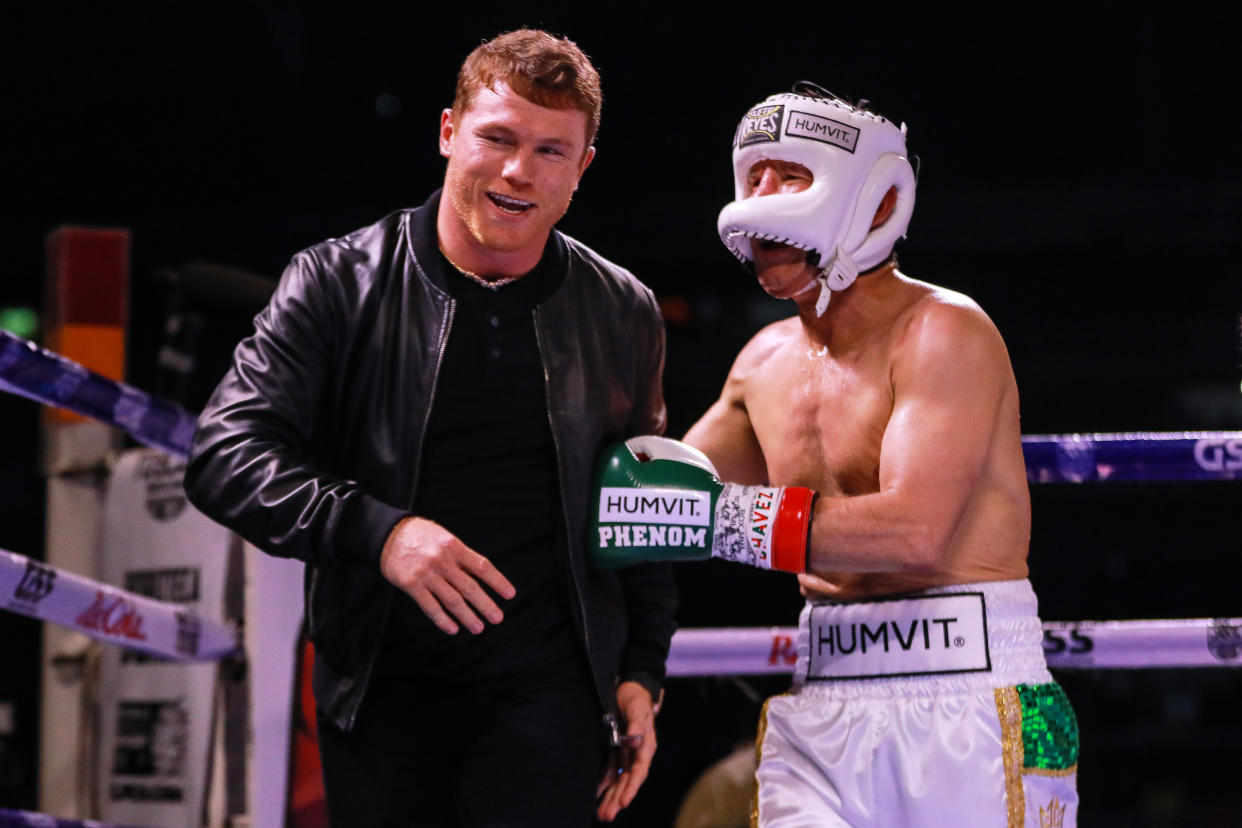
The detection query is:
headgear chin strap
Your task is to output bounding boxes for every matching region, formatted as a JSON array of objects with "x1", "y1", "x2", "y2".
[{"x1": 717, "y1": 83, "x2": 916, "y2": 315}]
